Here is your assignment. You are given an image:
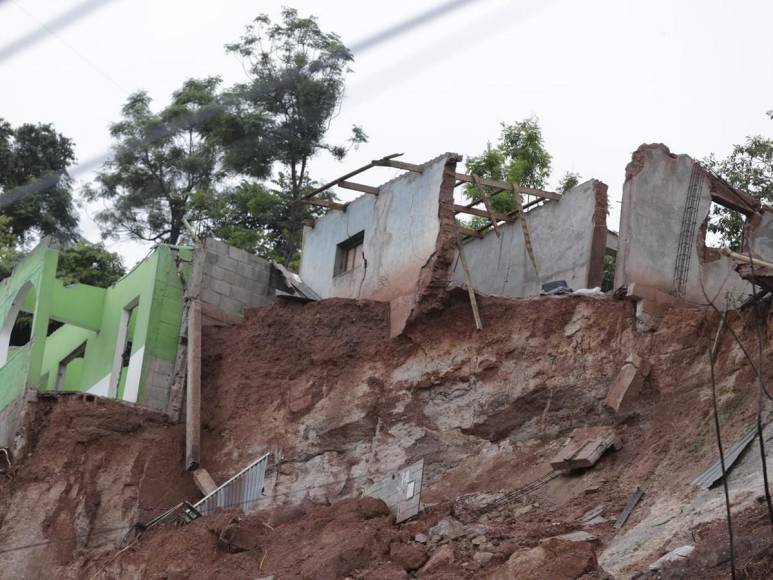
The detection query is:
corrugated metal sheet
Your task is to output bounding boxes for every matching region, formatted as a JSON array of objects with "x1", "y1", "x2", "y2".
[
  {"x1": 189, "y1": 453, "x2": 270, "y2": 518},
  {"x1": 691, "y1": 427, "x2": 757, "y2": 490}
]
